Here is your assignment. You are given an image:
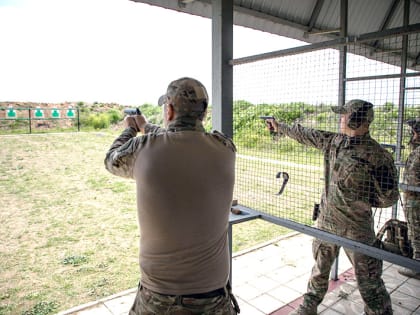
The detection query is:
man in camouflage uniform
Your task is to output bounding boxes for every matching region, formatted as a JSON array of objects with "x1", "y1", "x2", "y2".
[
  {"x1": 104, "y1": 77, "x2": 239, "y2": 315},
  {"x1": 266, "y1": 100, "x2": 398, "y2": 315},
  {"x1": 398, "y1": 118, "x2": 420, "y2": 280}
]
